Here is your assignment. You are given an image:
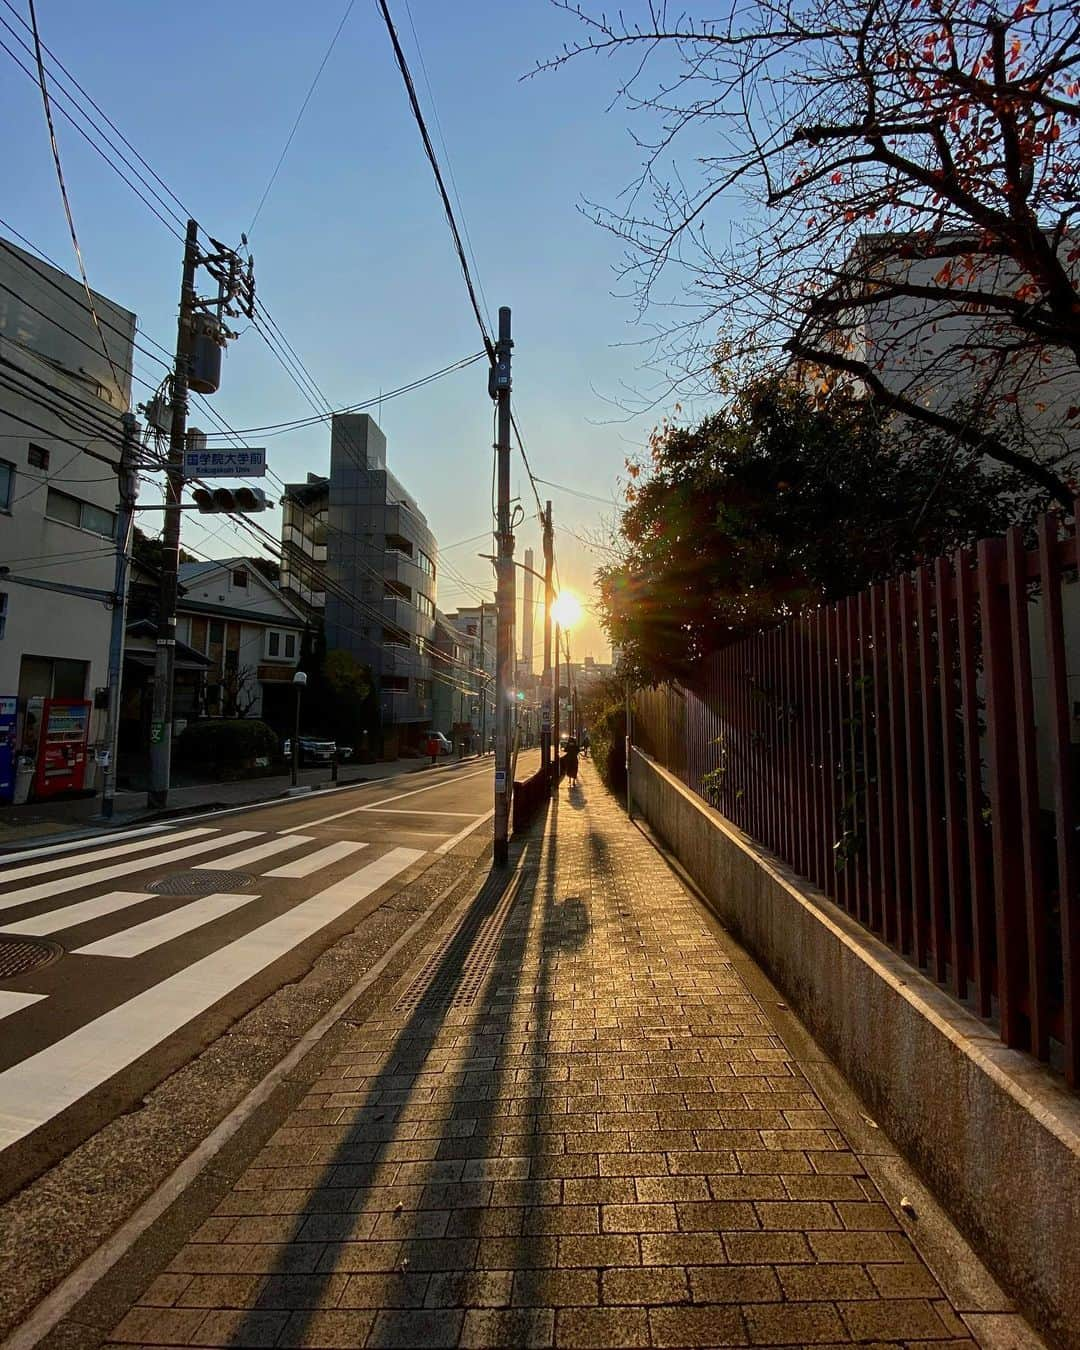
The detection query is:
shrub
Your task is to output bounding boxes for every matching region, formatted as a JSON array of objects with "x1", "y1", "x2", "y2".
[{"x1": 176, "y1": 719, "x2": 279, "y2": 772}]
